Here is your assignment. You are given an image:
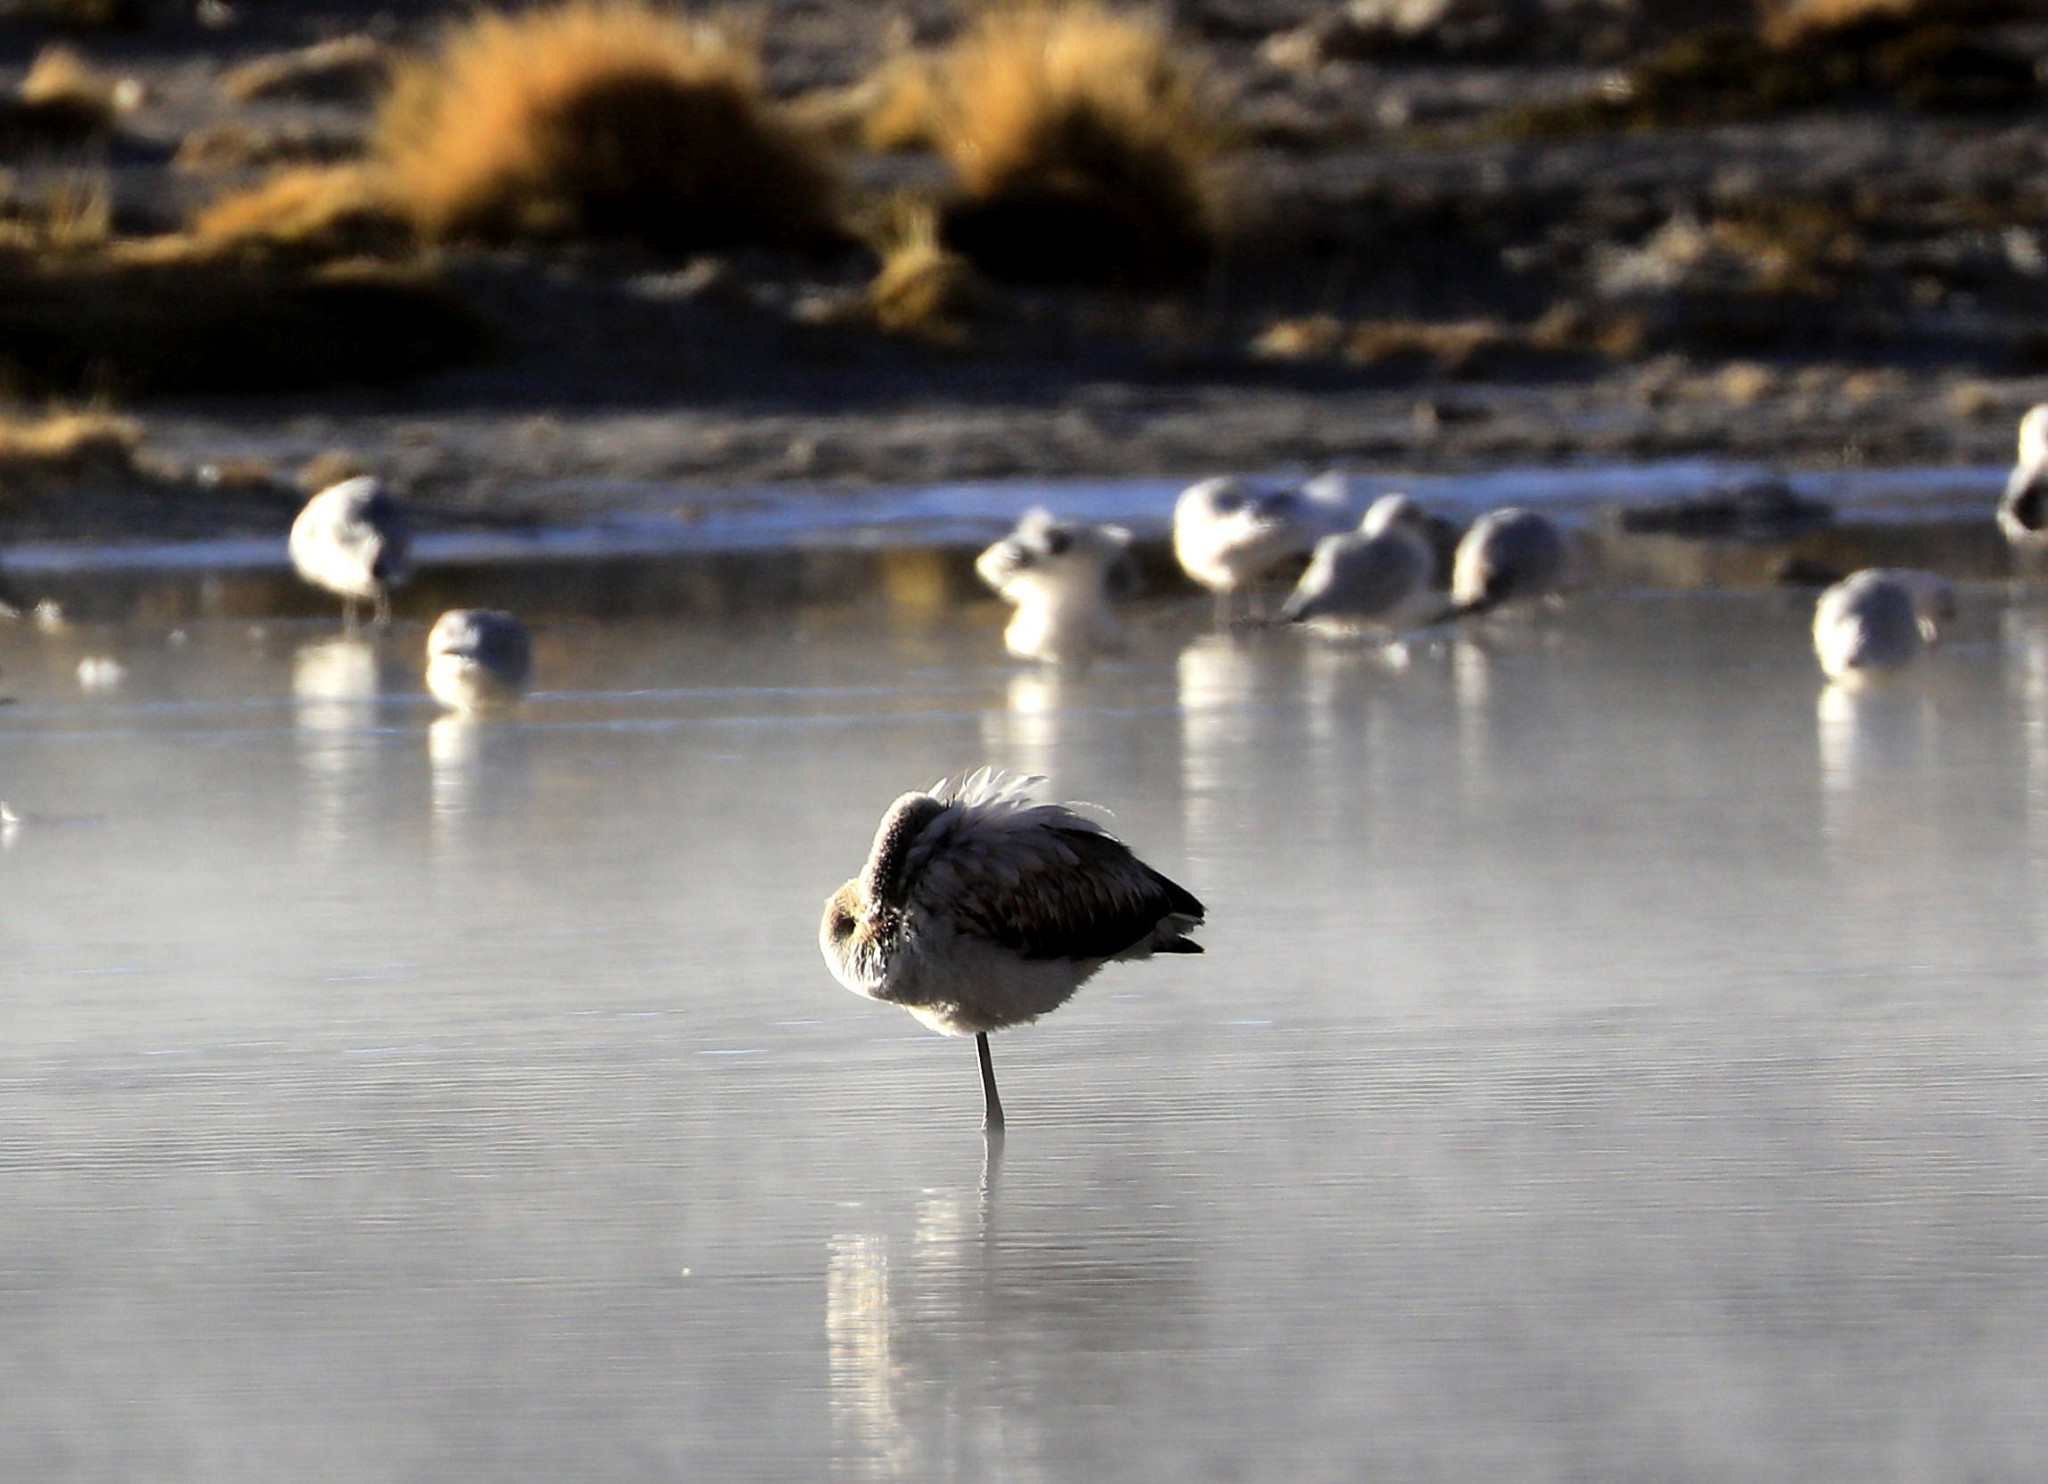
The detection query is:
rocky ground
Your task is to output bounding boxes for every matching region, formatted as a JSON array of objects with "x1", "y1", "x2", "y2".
[{"x1": 4, "y1": 0, "x2": 2048, "y2": 542}]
